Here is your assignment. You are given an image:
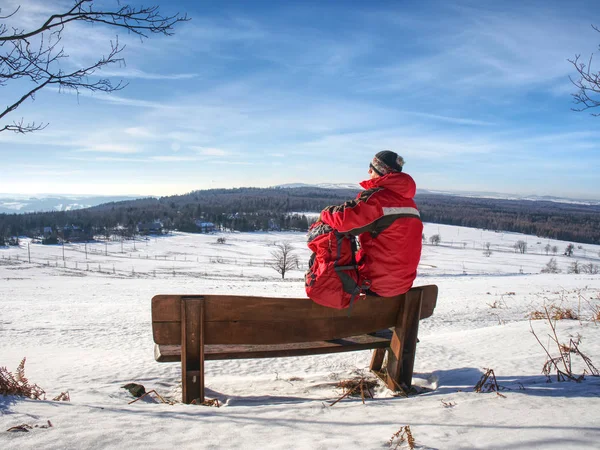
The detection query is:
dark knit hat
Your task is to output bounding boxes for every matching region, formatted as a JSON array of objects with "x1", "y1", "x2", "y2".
[{"x1": 369, "y1": 150, "x2": 404, "y2": 176}]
